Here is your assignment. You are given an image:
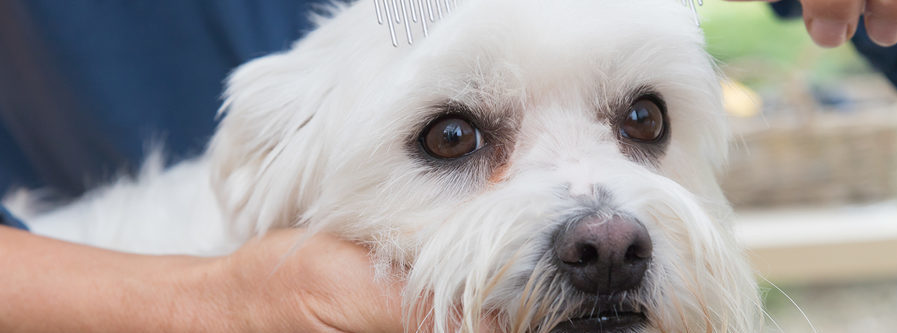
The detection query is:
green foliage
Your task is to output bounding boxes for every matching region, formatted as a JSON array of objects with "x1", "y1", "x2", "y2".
[{"x1": 699, "y1": 2, "x2": 870, "y2": 87}]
